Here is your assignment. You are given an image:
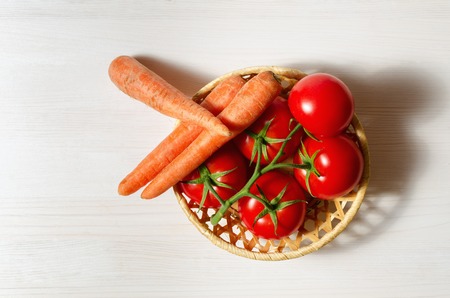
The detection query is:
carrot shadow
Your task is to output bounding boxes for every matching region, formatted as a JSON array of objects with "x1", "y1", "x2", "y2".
[
  {"x1": 133, "y1": 55, "x2": 211, "y2": 96},
  {"x1": 285, "y1": 62, "x2": 445, "y2": 254}
]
